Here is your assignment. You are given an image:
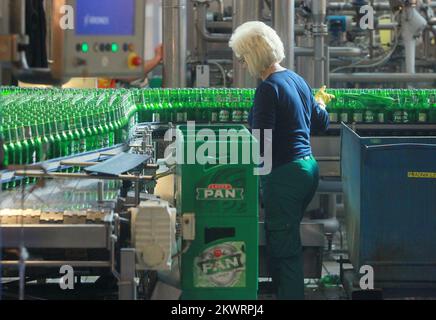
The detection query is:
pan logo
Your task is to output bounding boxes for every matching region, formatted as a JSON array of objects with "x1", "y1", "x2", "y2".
[
  {"x1": 194, "y1": 242, "x2": 246, "y2": 288},
  {"x1": 196, "y1": 184, "x2": 244, "y2": 201}
]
